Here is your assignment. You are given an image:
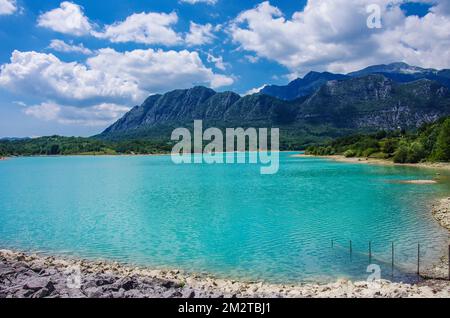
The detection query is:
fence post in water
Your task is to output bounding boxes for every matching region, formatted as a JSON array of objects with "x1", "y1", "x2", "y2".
[
  {"x1": 391, "y1": 242, "x2": 394, "y2": 278},
  {"x1": 417, "y1": 243, "x2": 420, "y2": 276},
  {"x1": 331, "y1": 239, "x2": 334, "y2": 248},
  {"x1": 349, "y1": 240, "x2": 352, "y2": 260}
]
